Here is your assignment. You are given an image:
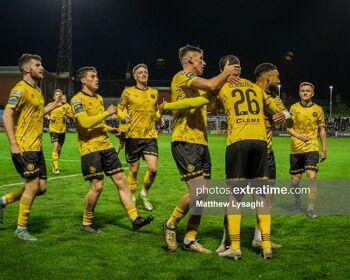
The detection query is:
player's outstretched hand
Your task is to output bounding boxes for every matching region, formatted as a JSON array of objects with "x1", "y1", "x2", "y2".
[
  {"x1": 272, "y1": 111, "x2": 285, "y2": 123},
  {"x1": 107, "y1": 104, "x2": 117, "y2": 115},
  {"x1": 124, "y1": 115, "x2": 131, "y2": 123},
  {"x1": 159, "y1": 101, "x2": 167, "y2": 114}
]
